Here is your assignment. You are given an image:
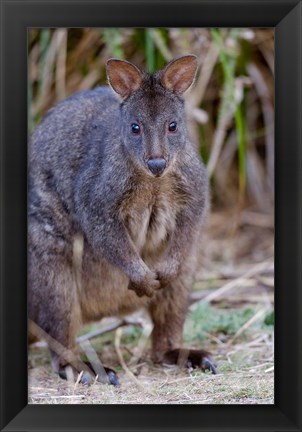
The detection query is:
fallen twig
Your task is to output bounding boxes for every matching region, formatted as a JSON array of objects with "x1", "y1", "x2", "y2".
[
  {"x1": 77, "y1": 318, "x2": 143, "y2": 343},
  {"x1": 200, "y1": 260, "x2": 273, "y2": 304}
]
